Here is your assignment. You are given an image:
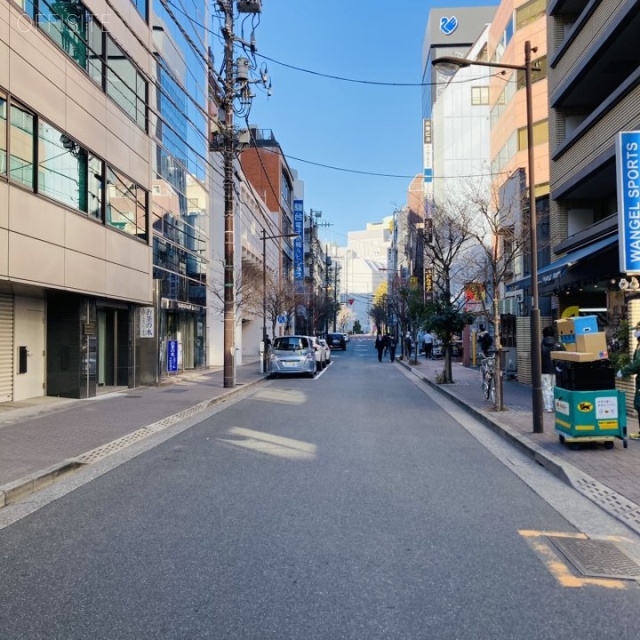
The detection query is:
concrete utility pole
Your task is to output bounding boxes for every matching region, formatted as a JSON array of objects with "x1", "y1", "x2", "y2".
[
  {"x1": 218, "y1": 0, "x2": 263, "y2": 388},
  {"x1": 221, "y1": 0, "x2": 236, "y2": 388}
]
